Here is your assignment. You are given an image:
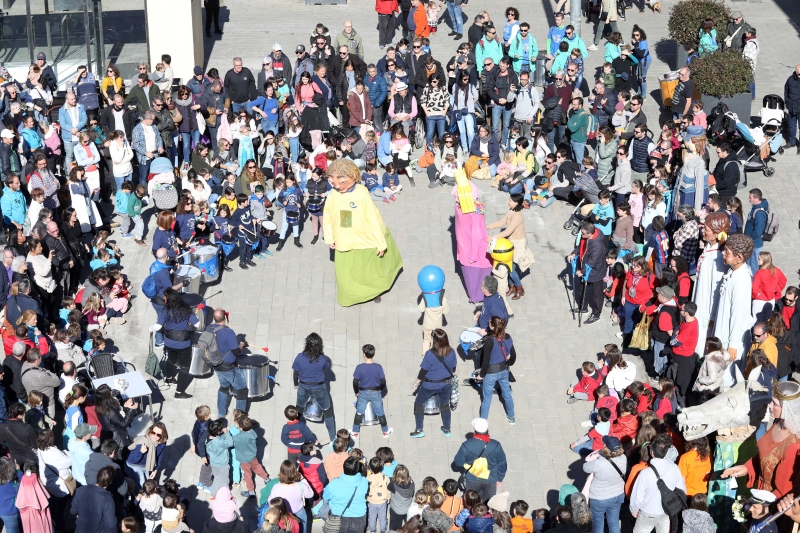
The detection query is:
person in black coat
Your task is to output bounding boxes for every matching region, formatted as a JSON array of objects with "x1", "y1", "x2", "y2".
[
  {"x1": 611, "y1": 46, "x2": 638, "y2": 93},
  {"x1": 784, "y1": 66, "x2": 800, "y2": 150},
  {"x1": 567, "y1": 221, "x2": 607, "y2": 324},
  {"x1": 0, "y1": 403, "x2": 37, "y2": 464},
  {"x1": 100, "y1": 94, "x2": 135, "y2": 142},
  {"x1": 71, "y1": 466, "x2": 118, "y2": 533},
  {"x1": 776, "y1": 288, "x2": 800, "y2": 370},
  {"x1": 591, "y1": 82, "x2": 618, "y2": 128},
  {"x1": 329, "y1": 48, "x2": 367, "y2": 85},
  {"x1": 94, "y1": 384, "x2": 139, "y2": 450}
]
